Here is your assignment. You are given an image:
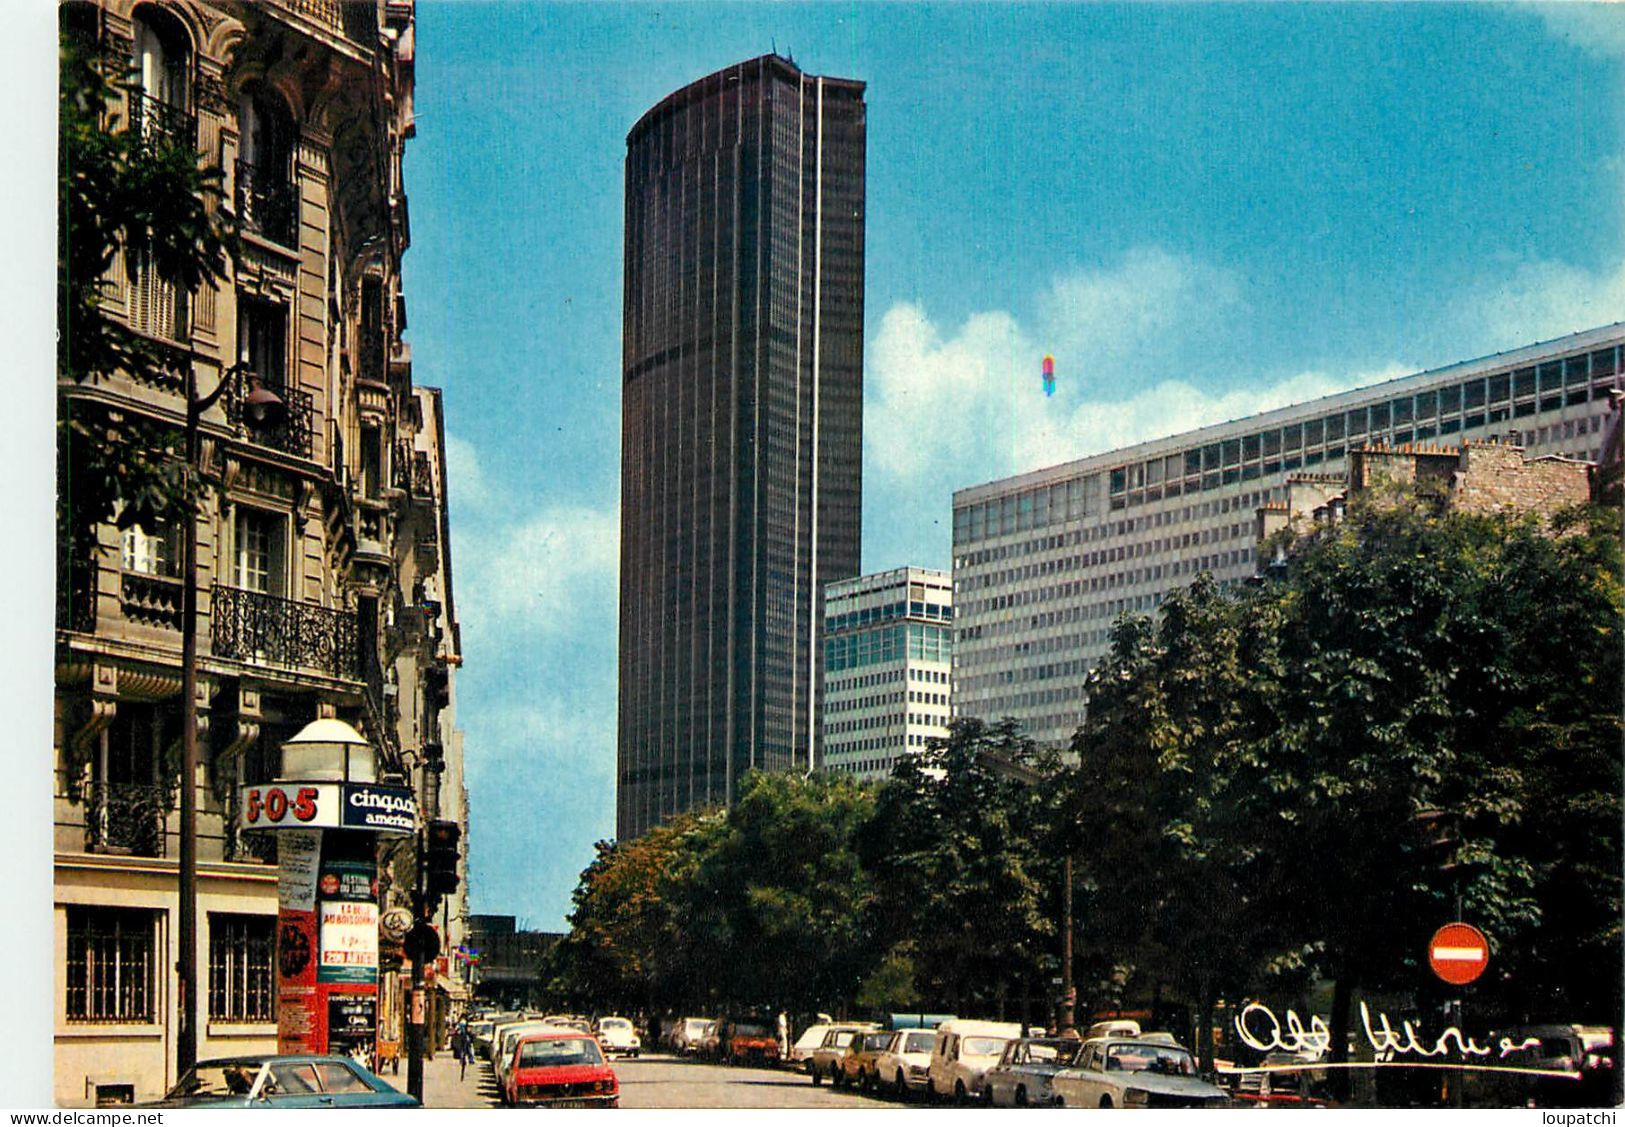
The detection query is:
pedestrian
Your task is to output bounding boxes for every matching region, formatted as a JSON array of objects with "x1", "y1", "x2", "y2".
[{"x1": 455, "y1": 1020, "x2": 472, "y2": 1081}]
